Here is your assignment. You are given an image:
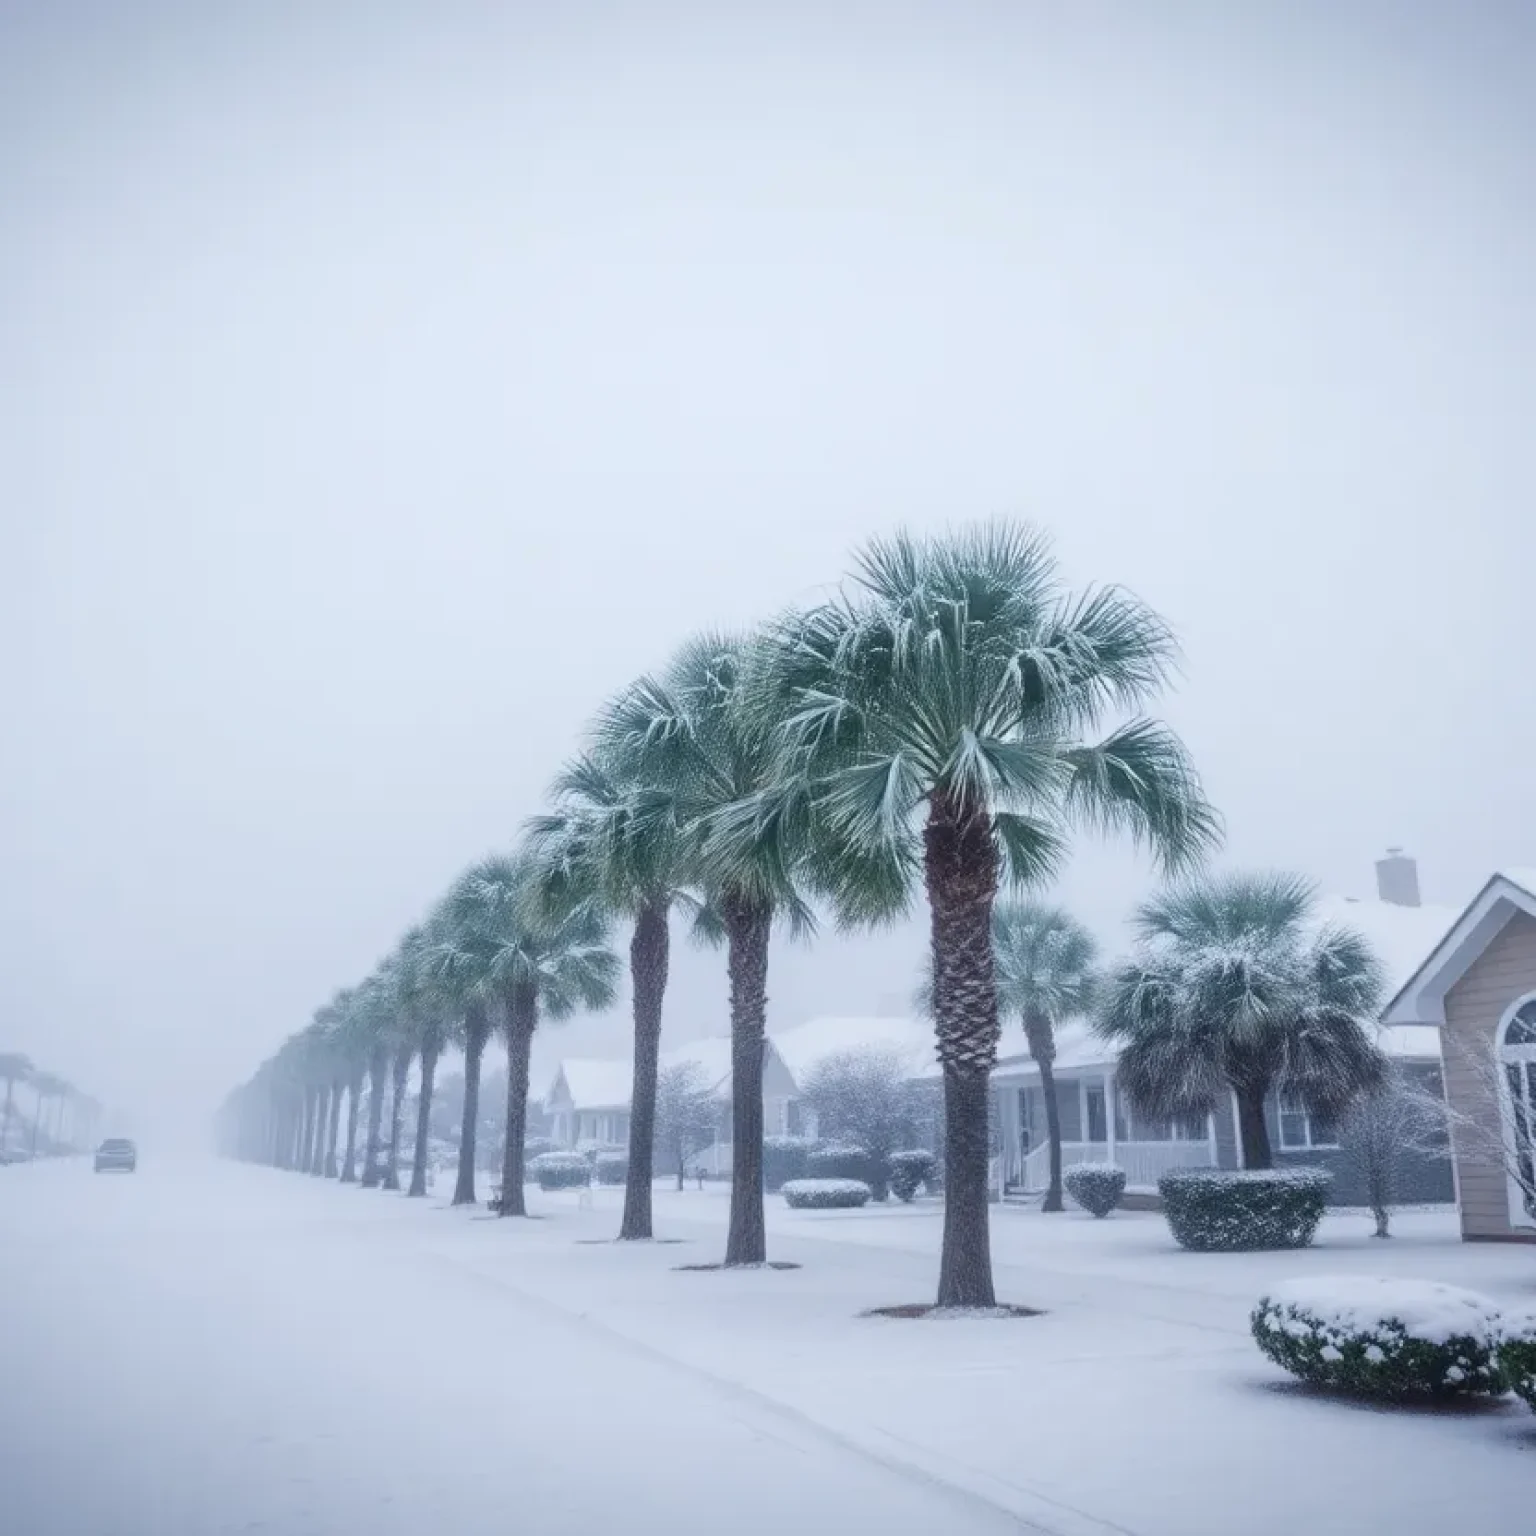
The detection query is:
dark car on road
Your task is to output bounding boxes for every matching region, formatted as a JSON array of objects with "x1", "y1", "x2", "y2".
[{"x1": 94, "y1": 1138, "x2": 137, "y2": 1173}]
